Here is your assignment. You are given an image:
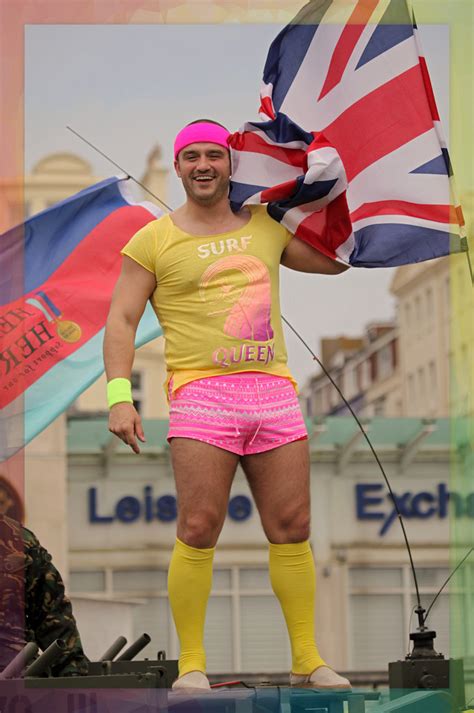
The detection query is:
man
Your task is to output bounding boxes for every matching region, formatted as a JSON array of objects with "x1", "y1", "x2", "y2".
[
  {"x1": 0, "y1": 482, "x2": 88, "y2": 677},
  {"x1": 104, "y1": 120, "x2": 350, "y2": 690}
]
